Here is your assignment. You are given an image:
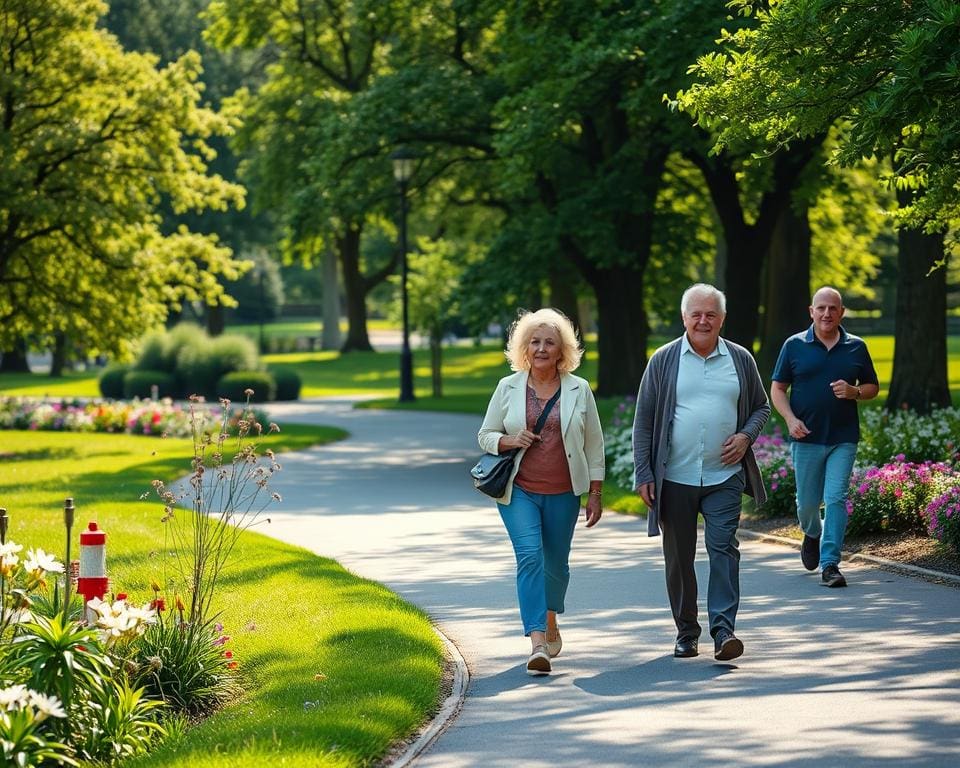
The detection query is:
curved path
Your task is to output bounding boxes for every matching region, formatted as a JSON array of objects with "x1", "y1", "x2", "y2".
[{"x1": 264, "y1": 399, "x2": 959, "y2": 768}]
